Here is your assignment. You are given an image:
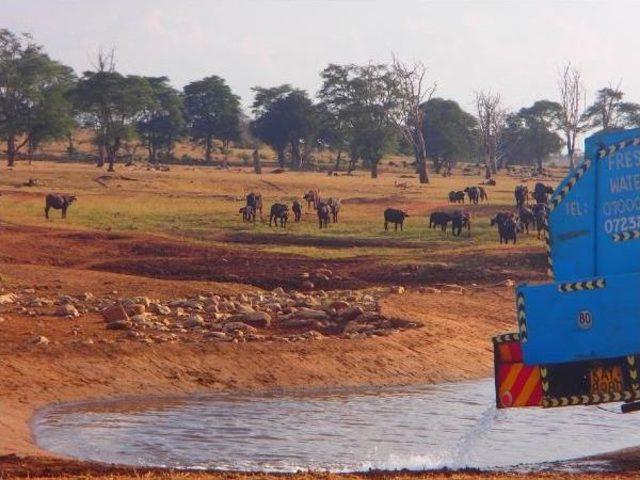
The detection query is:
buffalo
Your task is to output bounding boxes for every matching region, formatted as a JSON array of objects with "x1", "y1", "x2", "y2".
[
  {"x1": 292, "y1": 200, "x2": 302, "y2": 222},
  {"x1": 45, "y1": 194, "x2": 76, "y2": 219},
  {"x1": 384, "y1": 208, "x2": 409, "y2": 231},
  {"x1": 317, "y1": 201, "x2": 330, "y2": 229},
  {"x1": 269, "y1": 203, "x2": 289, "y2": 228},
  {"x1": 327, "y1": 197, "x2": 341, "y2": 223}
]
